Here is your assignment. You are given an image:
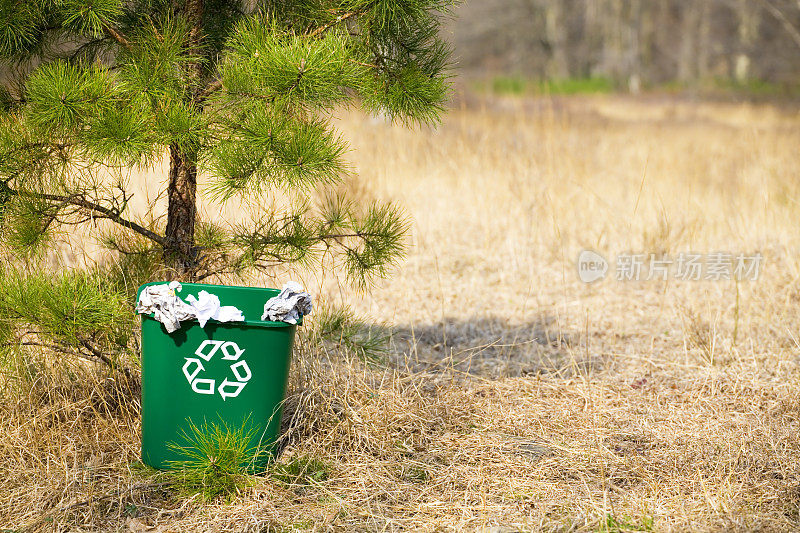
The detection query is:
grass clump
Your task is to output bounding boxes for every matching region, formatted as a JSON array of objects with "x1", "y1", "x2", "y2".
[
  {"x1": 165, "y1": 418, "x2": 260, "y2": 501},
  {"x1": 597, "y1": 513, "x2": 655, "y2": 532},
  {"x1": 271, "y1": 456, "x2": 331, "y2": 487},
  {"x1": 312, "y1": 304, "x2": 390, "y2": 362},
  {"x1": 400, "y1": 464, "x2": 430, "y2": 483}
]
